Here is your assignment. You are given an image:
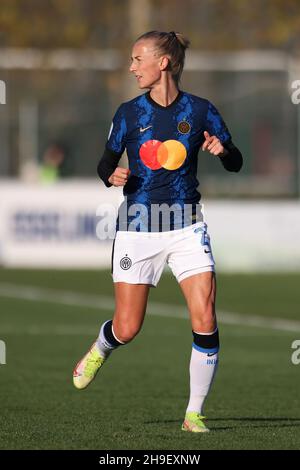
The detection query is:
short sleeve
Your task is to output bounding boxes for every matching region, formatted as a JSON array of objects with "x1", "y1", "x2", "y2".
[
  {"x1": 205, "y1": 101, "x2": 231, "y2": 143},
  {"x1": 106, "y1": 104, "x2": 127, "y2": 155}
]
